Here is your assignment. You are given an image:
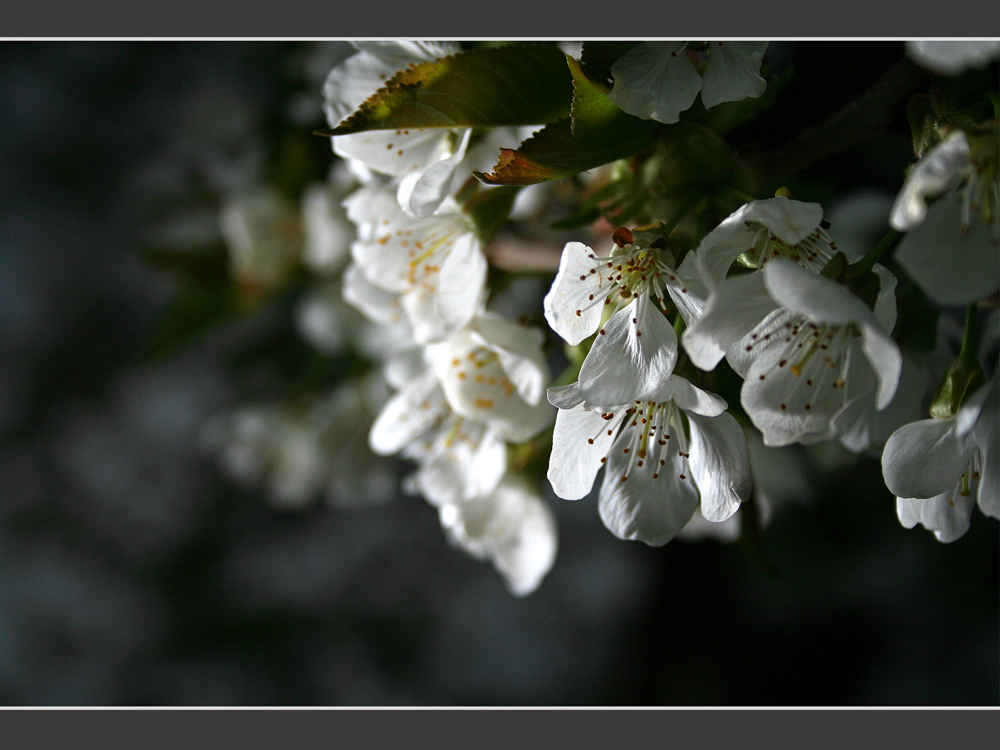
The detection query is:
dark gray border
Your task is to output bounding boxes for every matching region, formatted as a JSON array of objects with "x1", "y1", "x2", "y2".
[
  {"x1": 3, "y1": 0, "x2": 999, "y2": 37},
  {"x1": 1, "y1": 708, "x2": 997, "y2": 746}
]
